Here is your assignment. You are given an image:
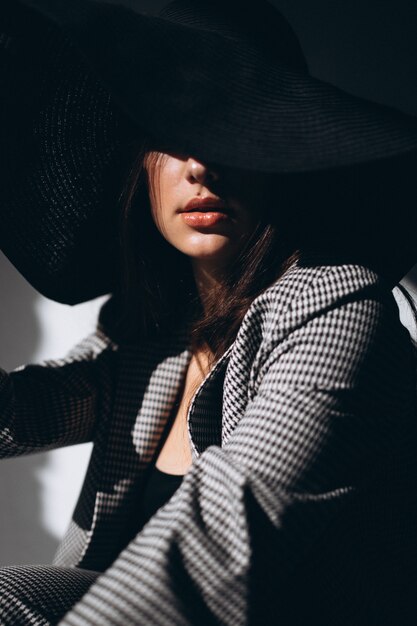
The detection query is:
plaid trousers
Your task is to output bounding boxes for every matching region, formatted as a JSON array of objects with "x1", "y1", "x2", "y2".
[{"x1": 1, "y1": 258, "x2": 417, "y2": 625}]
